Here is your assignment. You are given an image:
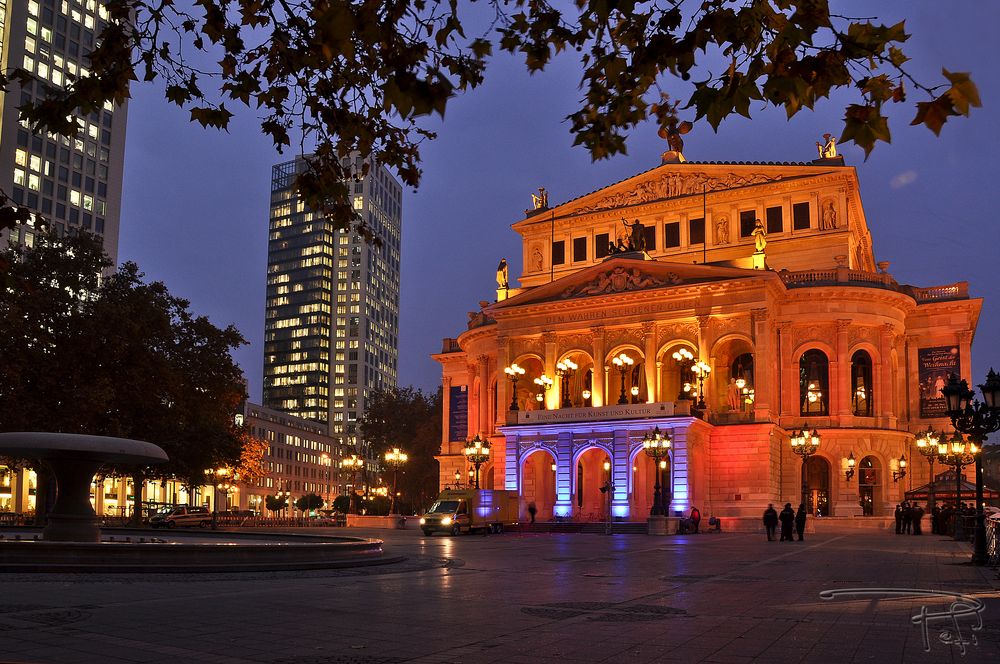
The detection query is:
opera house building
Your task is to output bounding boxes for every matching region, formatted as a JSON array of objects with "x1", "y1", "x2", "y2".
[{"x1": 432, "y1": 148, "x2": 980, "y2": 526}]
